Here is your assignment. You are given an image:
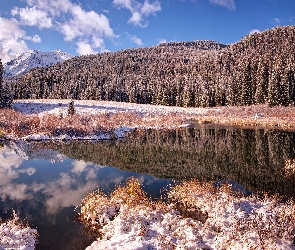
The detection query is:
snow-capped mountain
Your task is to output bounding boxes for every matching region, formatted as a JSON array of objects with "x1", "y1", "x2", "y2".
[
  {"x1": 6, "y1": 141, "x2": 67, "y2": 163},
  {"x1": 3, "y1": 50, "x2": 73, "y2": 77}
]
